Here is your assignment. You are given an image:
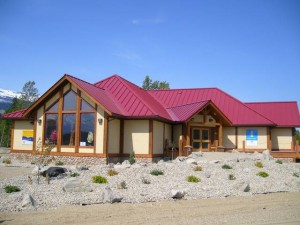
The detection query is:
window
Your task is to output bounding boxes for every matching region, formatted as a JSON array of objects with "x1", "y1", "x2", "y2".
[
  {"x1": 43, "y1": 90, "x2": 96, "y2": 148},
  {"x1": 45, "y1": 114, "x2": 58, "y2": 144},
  {"x1": 80, "y1": 113, "x2": 95, "y2": 146}
]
